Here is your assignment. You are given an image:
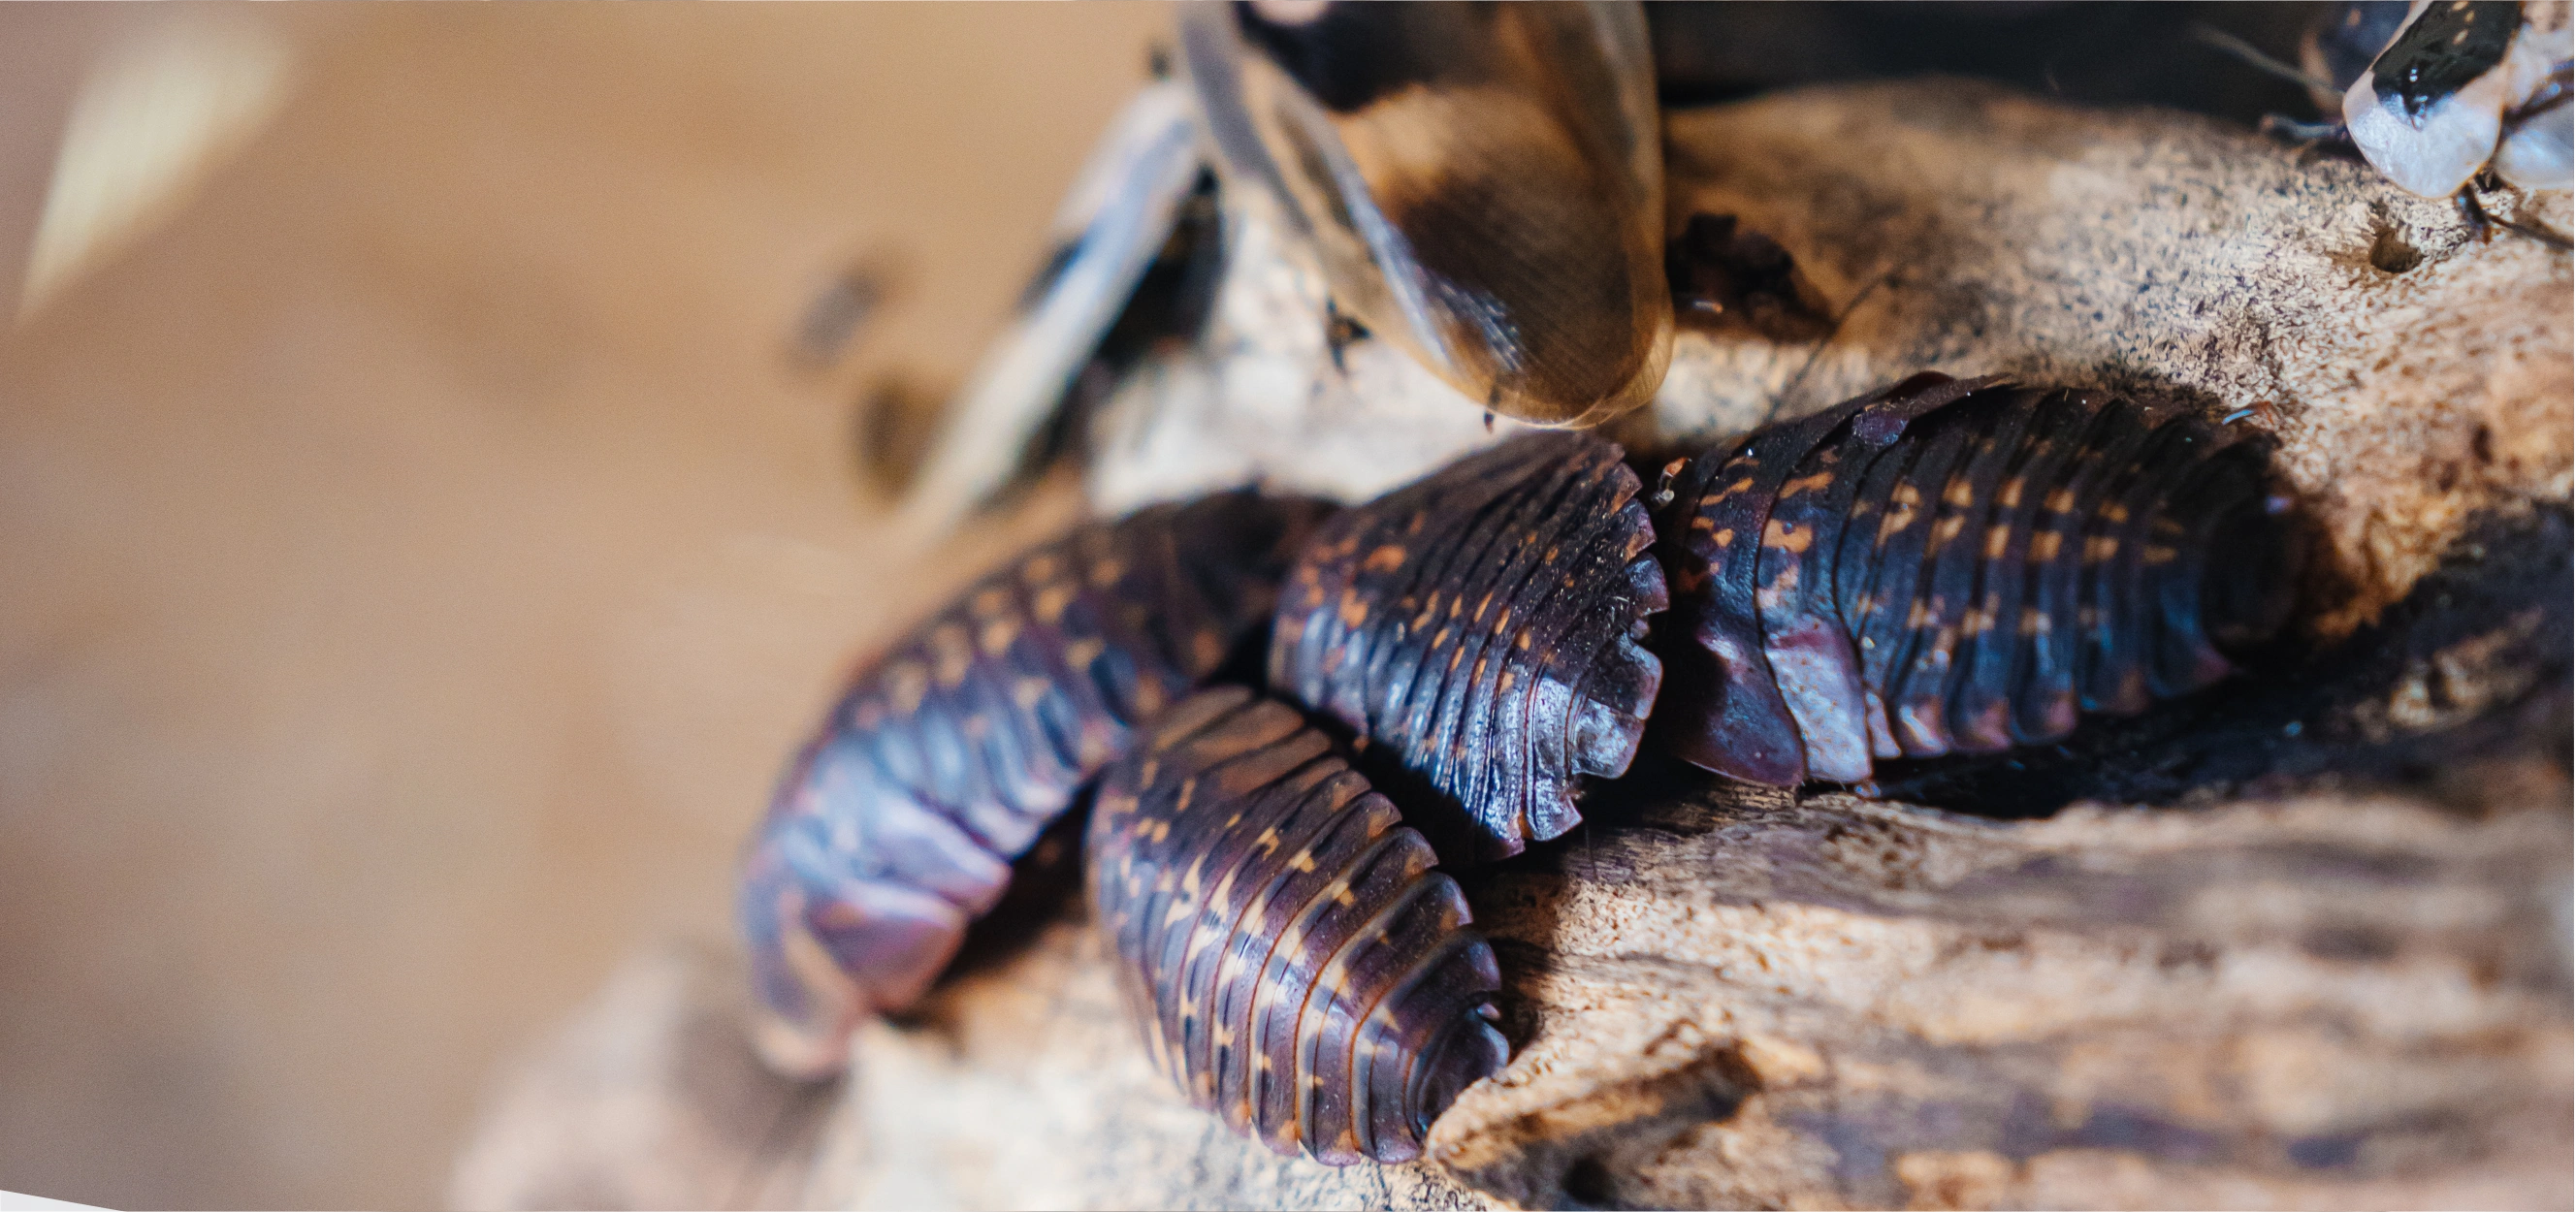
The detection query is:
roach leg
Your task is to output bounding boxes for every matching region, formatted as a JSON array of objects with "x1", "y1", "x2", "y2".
[
  {"x1": 1325, "y1": 298, "x2": 1368, "y2": 374},
  {"x1": 2458, "y1": 183, "x2": 2574, "y2": 252},
  {"x1": 2455, "y1": 187, "x2": 2496, "y2": 243},
  {"x1": 2501, "y1": 67, "x2": 2571, "y2": 131},
  {"x1": 2259, "y1": 114, "x2": 2351, "y2": 145}
]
